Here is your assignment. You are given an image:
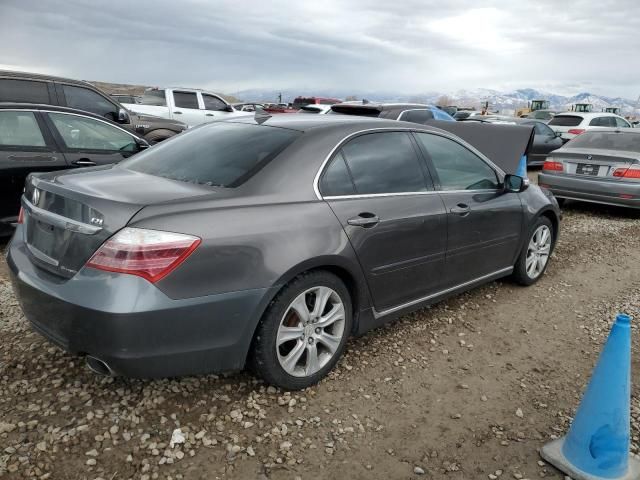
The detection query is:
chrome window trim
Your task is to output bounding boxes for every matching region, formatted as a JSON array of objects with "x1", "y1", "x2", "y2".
[
  {"x1": 323, "y1": 188, "x2": 501, "y2": 201},
  {"x1": 373, "y1": 266, "x2": 513, "y2": 318},
  {"x1": 313, "y1": 127, "x2": 505, "y2": 200},
  {"x1": 22, "y1": 198, "x2": 102, "y2": 235}
]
